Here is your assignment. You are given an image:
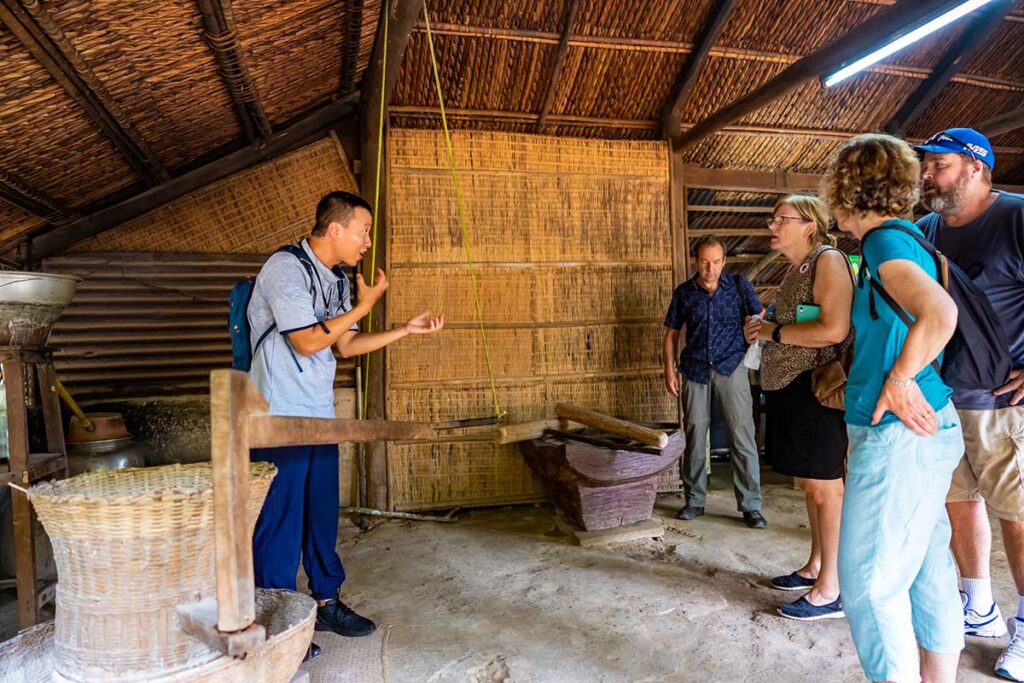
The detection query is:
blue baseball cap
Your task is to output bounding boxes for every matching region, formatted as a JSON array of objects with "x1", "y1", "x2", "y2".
[{"x1": 915, "y1": 128, "x2": 995, "y2": 170}]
